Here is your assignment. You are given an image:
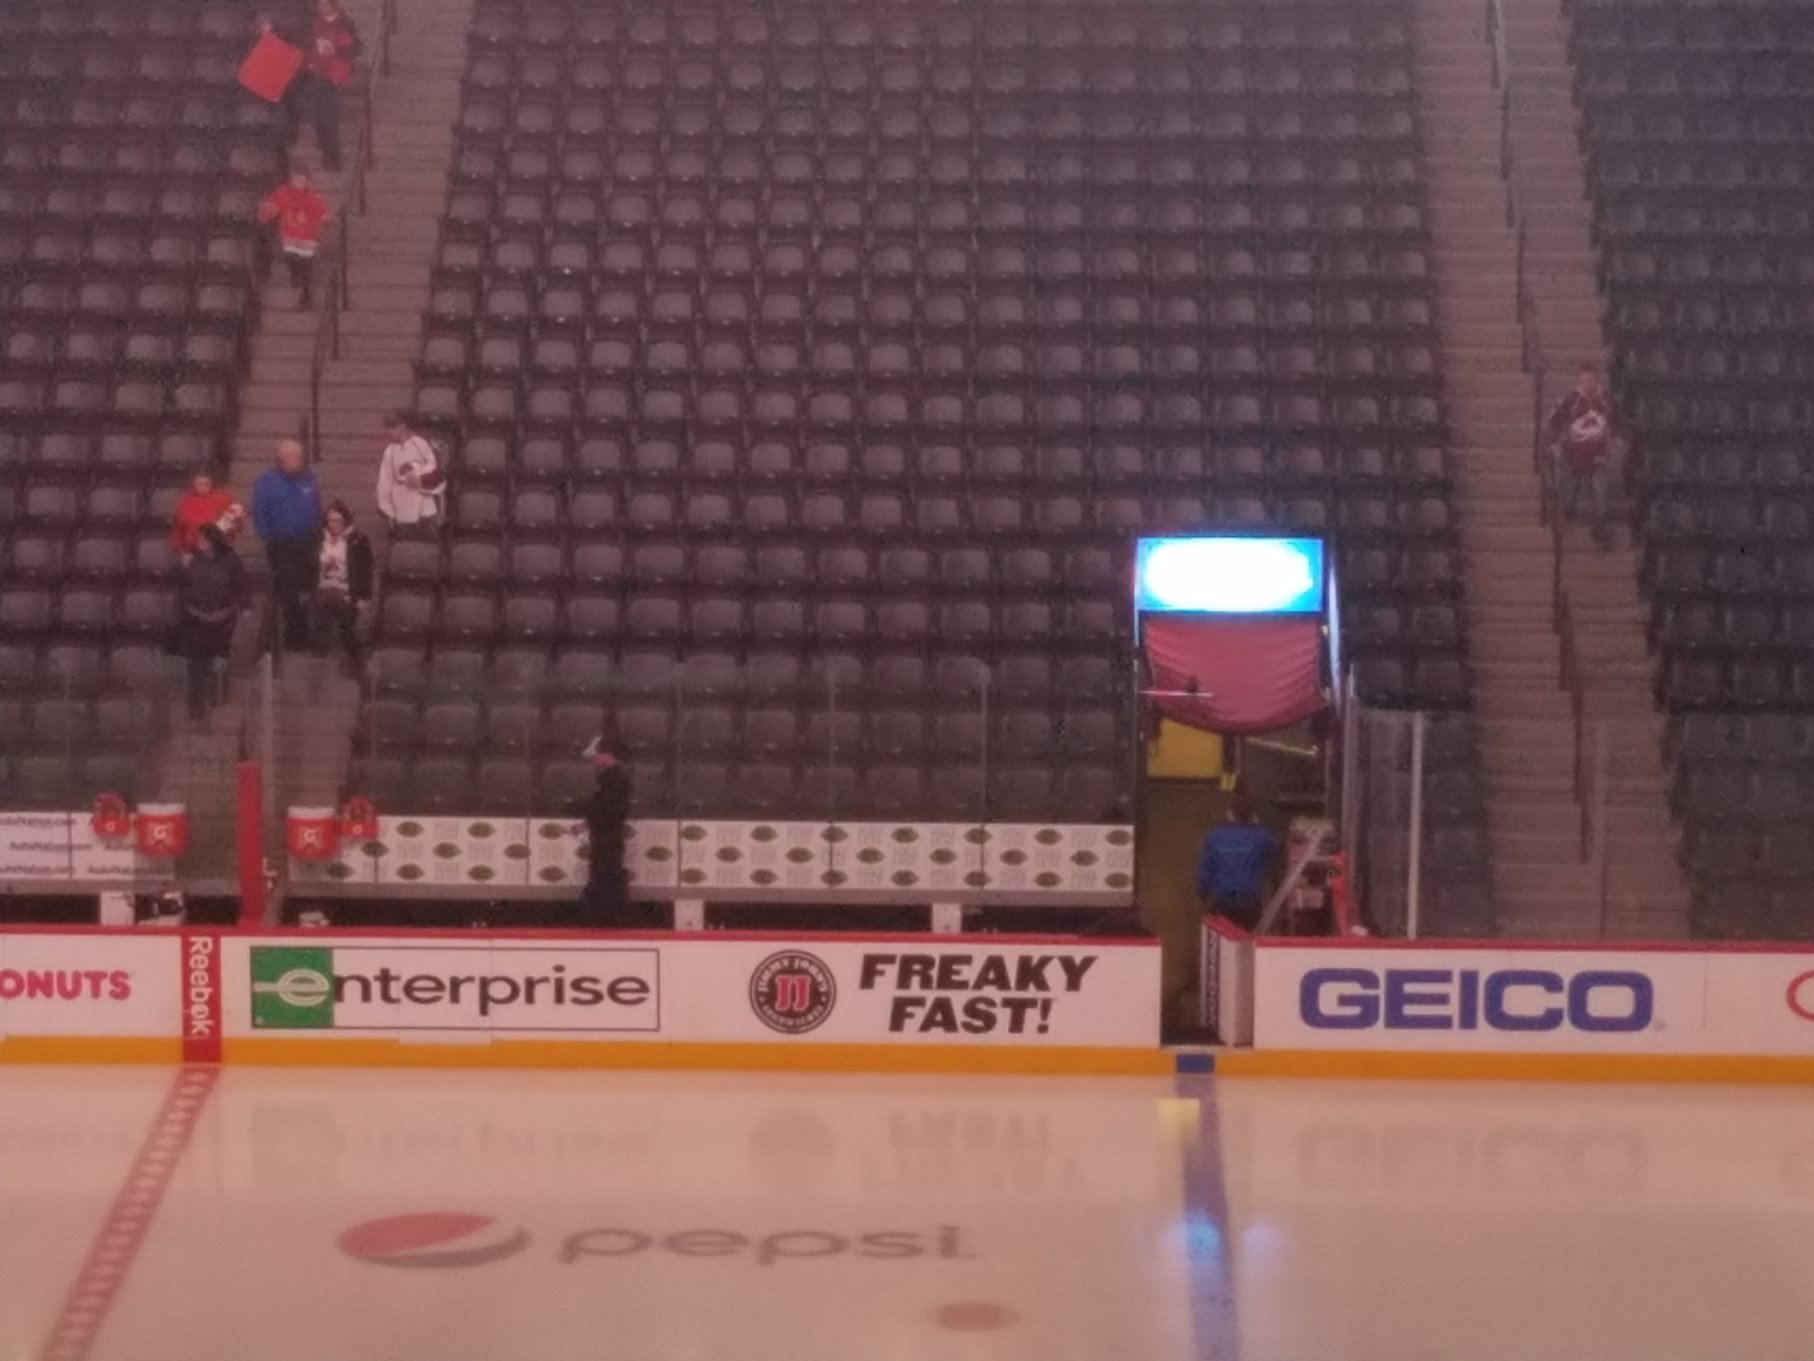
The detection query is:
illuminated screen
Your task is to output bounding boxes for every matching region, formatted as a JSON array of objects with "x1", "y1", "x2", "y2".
[{"x1": 1133, "y1": 536, "x2": 1325, "y2": 616}]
